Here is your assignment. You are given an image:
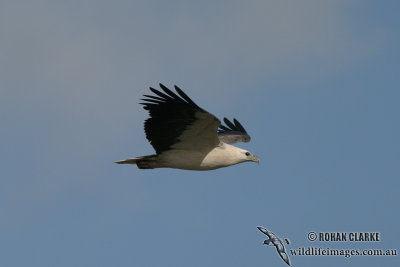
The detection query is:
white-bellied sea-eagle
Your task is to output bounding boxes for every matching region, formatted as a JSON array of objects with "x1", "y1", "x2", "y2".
[{"x1": 114, "y1": 84, "x2": 259, "y2": 170}]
